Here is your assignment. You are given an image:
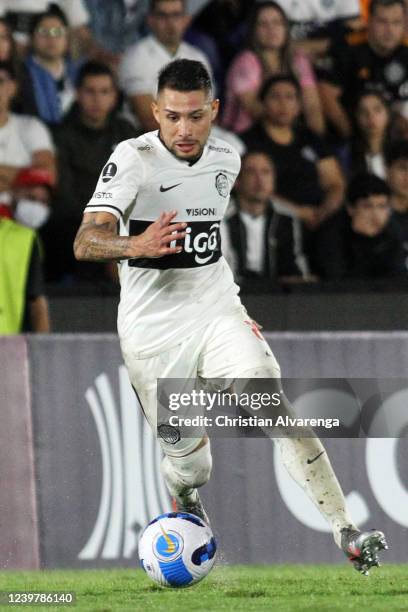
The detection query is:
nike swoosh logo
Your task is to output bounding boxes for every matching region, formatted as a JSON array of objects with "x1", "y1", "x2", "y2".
[
  {"x1": 307, "y1": 450, "x2": 325, "y2": 465},
  {"x1": 160, "y1": 183, "x2": 182, "y2": 192}
]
